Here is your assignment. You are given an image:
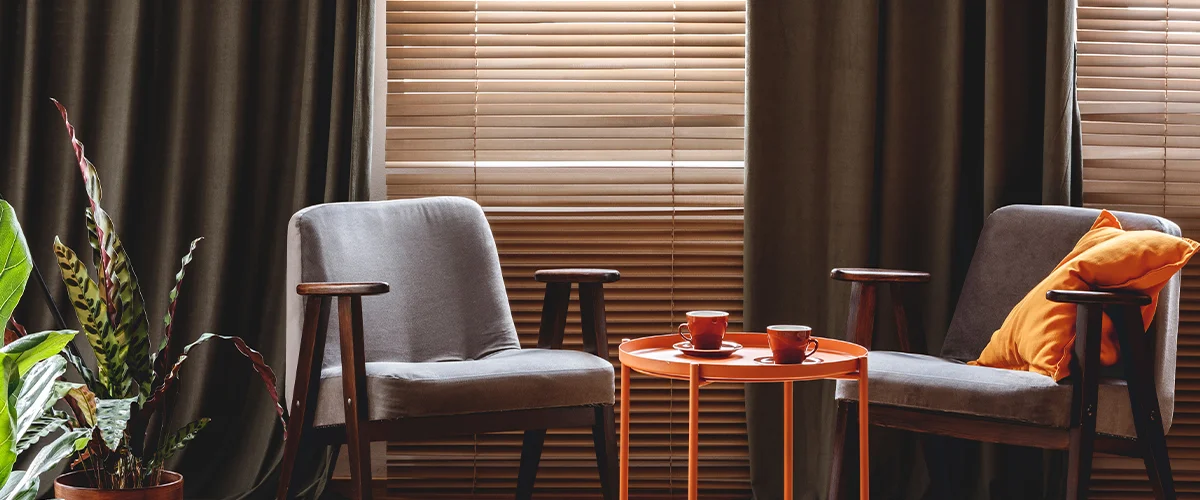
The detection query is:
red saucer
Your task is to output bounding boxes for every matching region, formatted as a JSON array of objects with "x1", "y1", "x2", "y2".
[{"x1": 672, "y1": 340, "x2": 743, "y2": 358}]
